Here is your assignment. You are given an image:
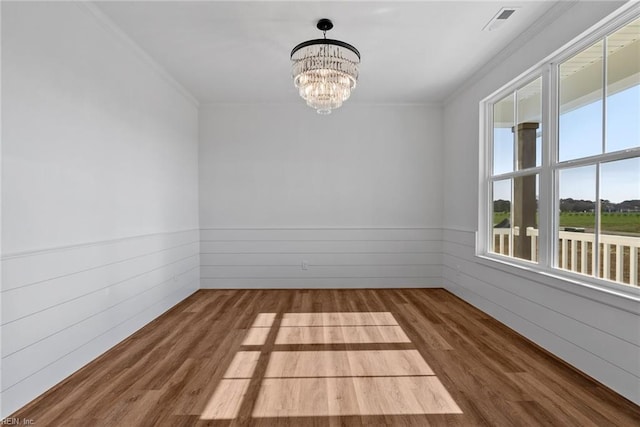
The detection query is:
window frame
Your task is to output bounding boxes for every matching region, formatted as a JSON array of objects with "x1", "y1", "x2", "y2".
[{"x1": 478, "y1": 4, "x2": 640, "y2": 297}]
